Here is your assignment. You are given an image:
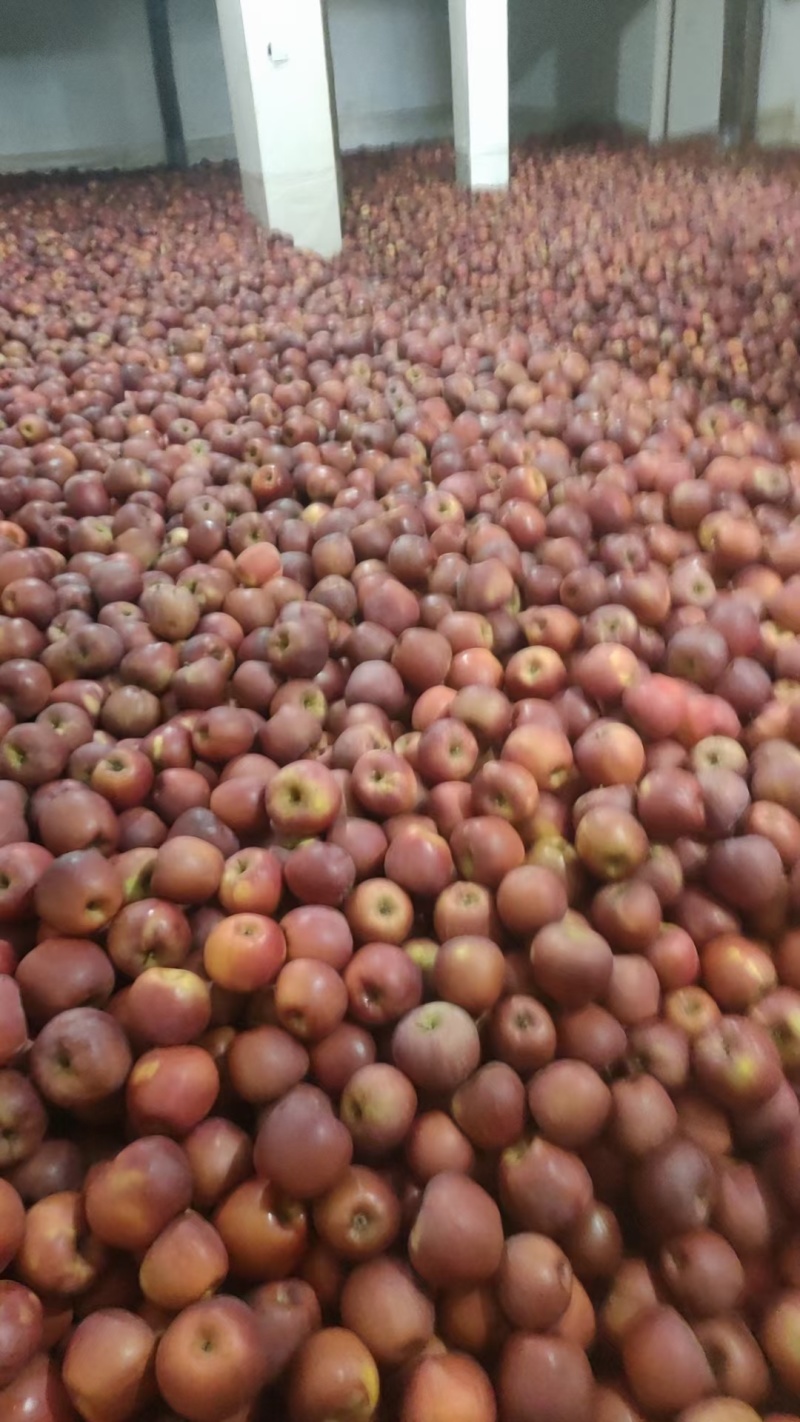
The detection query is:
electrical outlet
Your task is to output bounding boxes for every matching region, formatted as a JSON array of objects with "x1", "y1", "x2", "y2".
[{"x1": 267, "y1": 41, "x2": 290, "y2": 65}]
